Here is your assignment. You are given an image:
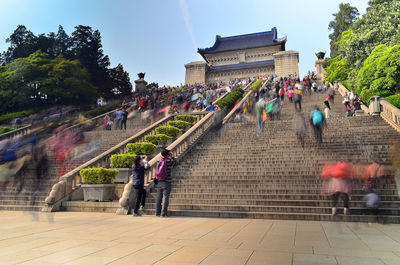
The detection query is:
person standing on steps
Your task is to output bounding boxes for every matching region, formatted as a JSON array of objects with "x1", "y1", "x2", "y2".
[
  {"x1": 309, "y1": 106, "x2": 326, "y2": 145},
  {"x1": 121, "y1": 108, "x2": 128, "y2": 130},
  {"x1": 155, "y1": 149, "x2": 176, "y2": 217},
  {"x1": 293, "y1": 112, "x2": 307, "y2": 148},
  {"x1": 114, "y1": 108, "x2": 123, "y2": 130},
  {"x1": 132, "y1": 155, "x2": 149, "y2": 216},
  {"x1": 293, "y1": 85, "x2": 303, "y2": 111},
  {"x1": 255, "y1": 97, "x2": 266, "y2": 134}
]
